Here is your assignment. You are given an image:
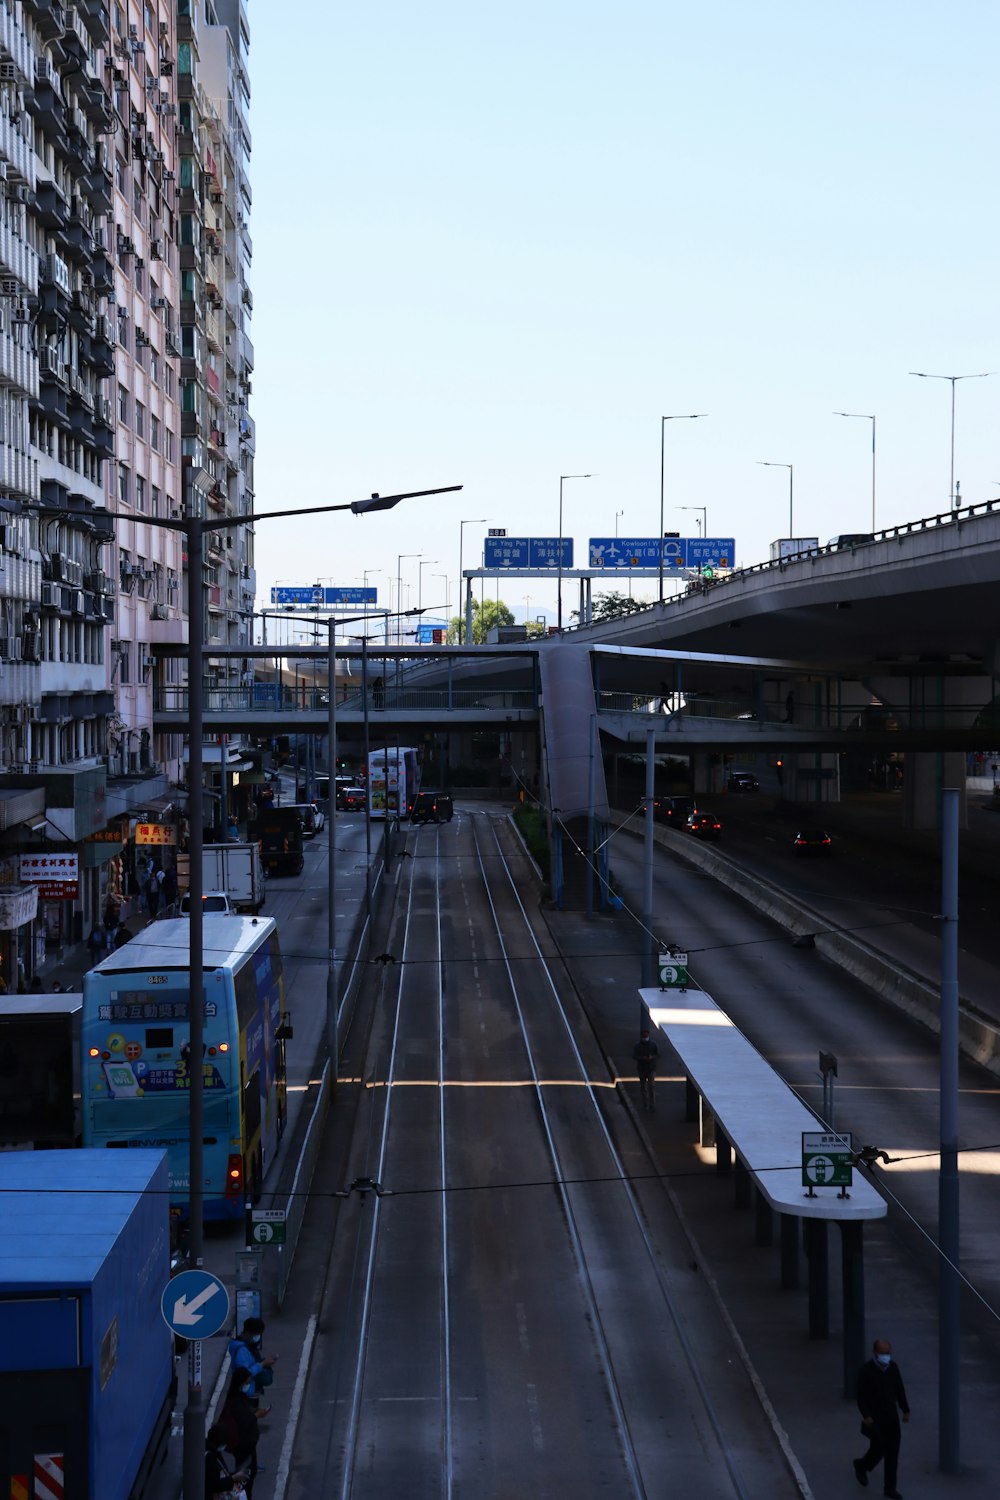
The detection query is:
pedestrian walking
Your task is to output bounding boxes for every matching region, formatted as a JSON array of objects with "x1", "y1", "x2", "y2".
[
  {"x1": 161, "y1": 865, "x2": 178, "y2": 915},
  {"x1": 227, "y1": 1316, "x2": 277, "y2": 1404},
  {"x1": 632, "y1": 1026, "x2": 659, "y2": 1113},
  {"x1": 219, "y1": 1370, "x2": 268, "y2": 1498},
  {"x1": 372, "y1": 674, "x2": 384, "y2": 709},
  {"x1": 854, "y1": 1337, "x2": 910, "y2": 1497},
  {"x1": 146, "y1": 869, "x2": 161, "y2": 920},
  {"x1": 87, "y1": 923, "x2": 107, "y2": 966},
  {"x1": 205, "y1": 1422, "x2": 249, "y2": 1498}
]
